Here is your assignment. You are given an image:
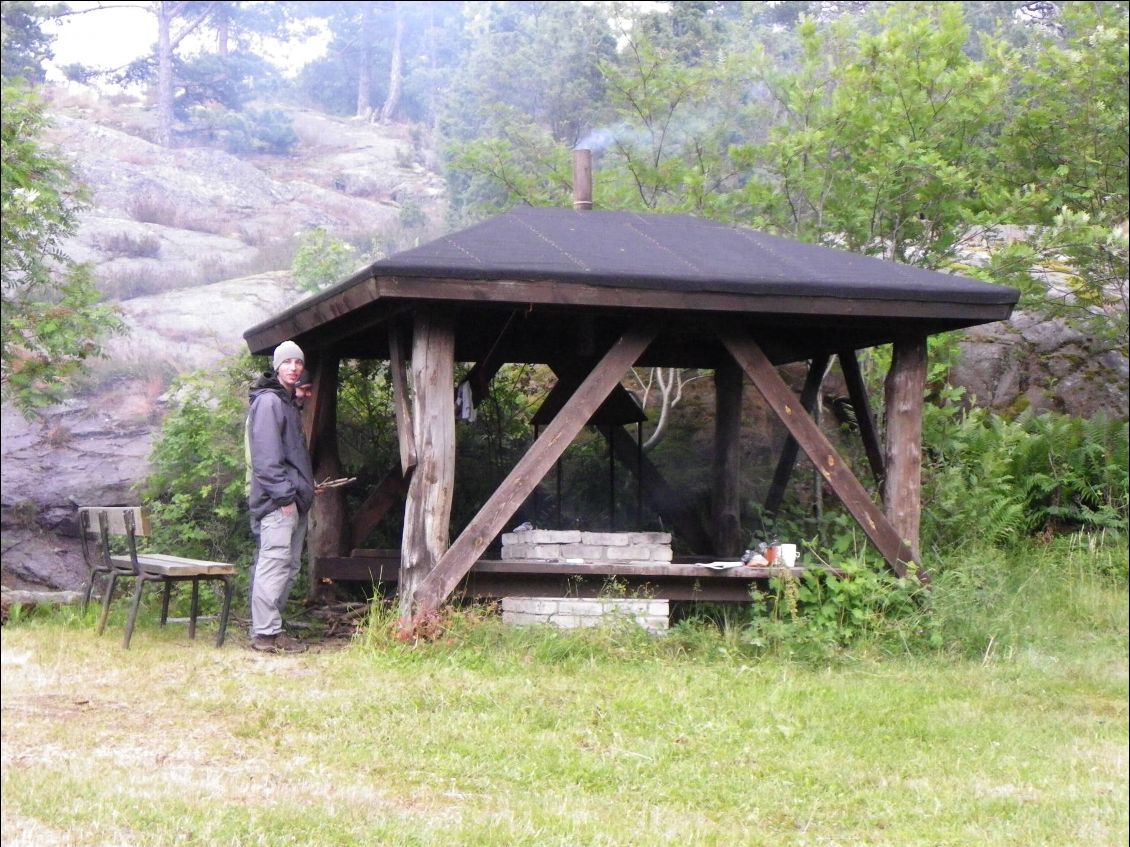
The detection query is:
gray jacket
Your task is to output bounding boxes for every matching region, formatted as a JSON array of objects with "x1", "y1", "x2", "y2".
[{"x1": 246, "y1": 374, "x2": 315, "y2": 529}]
